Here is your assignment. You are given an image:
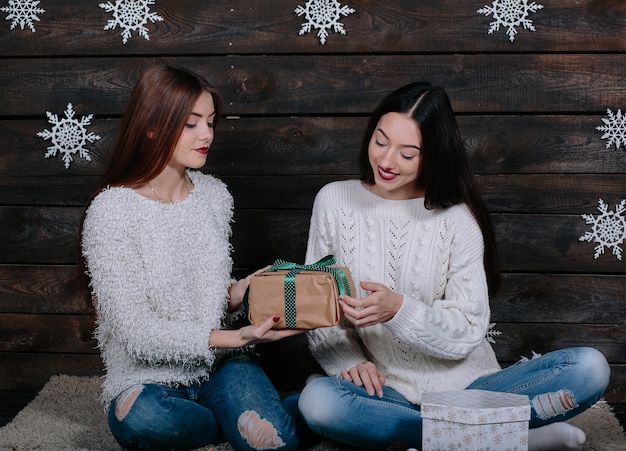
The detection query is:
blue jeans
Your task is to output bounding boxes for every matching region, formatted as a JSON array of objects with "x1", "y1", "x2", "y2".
[
  {"x1": 108, "y1": 351, "x2": 300, "y2": 451},
  {"x1": 297, "y1": 347, "x2": 610, "y2": 450}
]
